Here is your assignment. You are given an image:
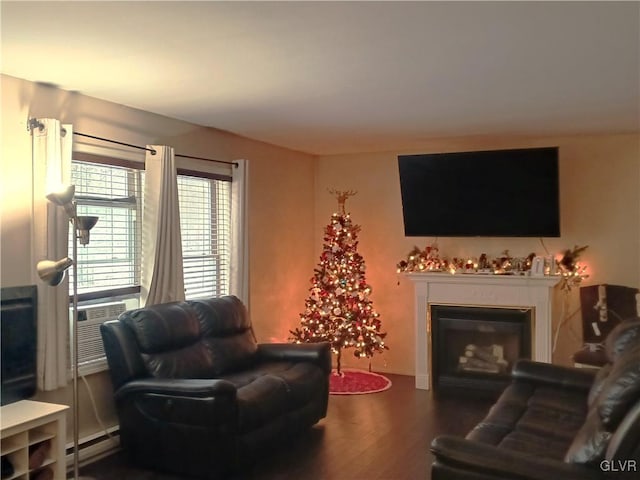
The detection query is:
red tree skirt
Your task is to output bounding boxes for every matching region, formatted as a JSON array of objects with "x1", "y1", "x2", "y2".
[{"x1": 329, "y1": 368, "x2": 392, "y2": 395}]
